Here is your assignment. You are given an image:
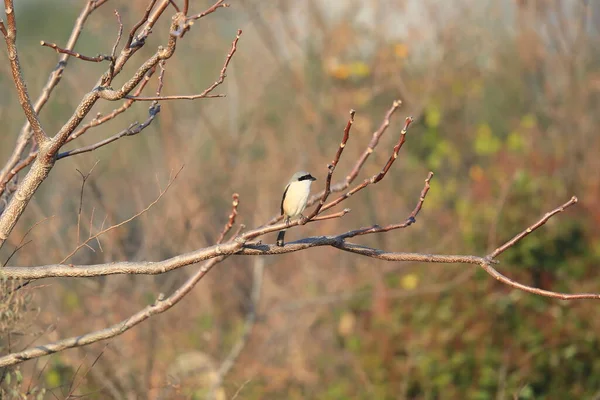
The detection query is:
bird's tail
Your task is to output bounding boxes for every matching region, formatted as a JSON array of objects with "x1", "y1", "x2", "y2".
[{"x1": 276, "y1": 230, "x2": 286, "y2": 247}]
